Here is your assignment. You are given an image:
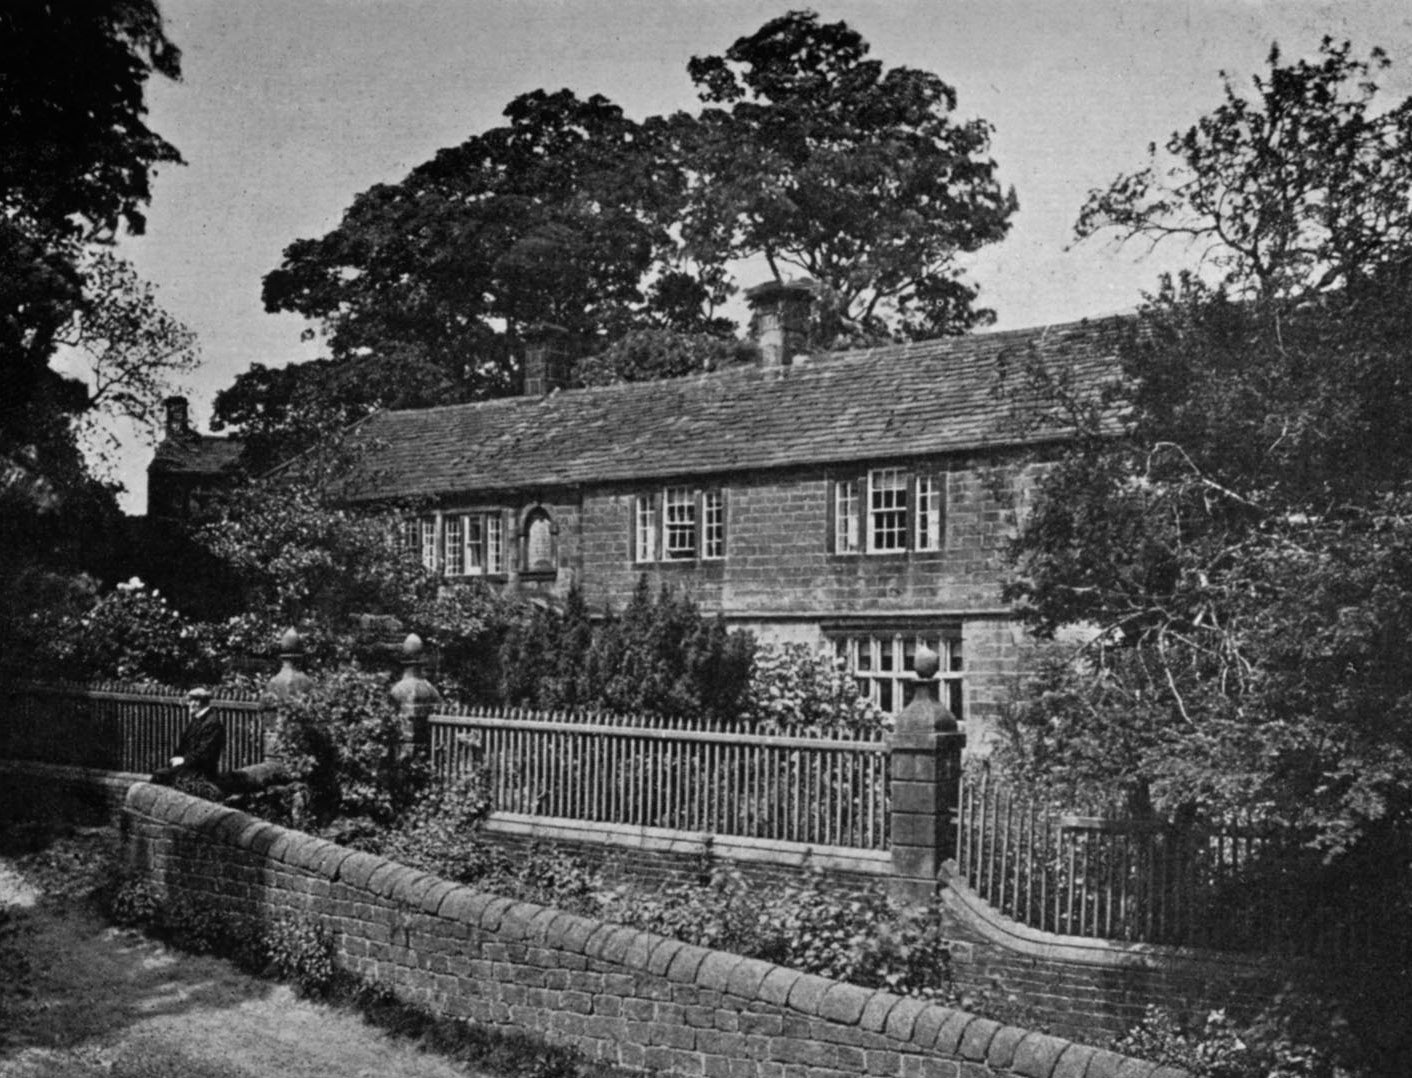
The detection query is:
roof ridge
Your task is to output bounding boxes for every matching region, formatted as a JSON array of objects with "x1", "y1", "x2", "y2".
[{"x1": 374, "y1": 311, "x2": 1138, "y2": 421}]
